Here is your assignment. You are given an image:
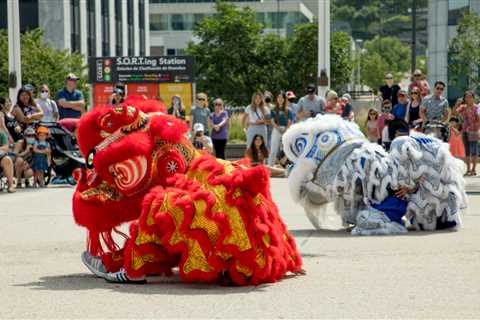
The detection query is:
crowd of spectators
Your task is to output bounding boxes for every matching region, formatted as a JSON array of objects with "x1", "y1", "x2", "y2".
[{"x1": 0, "y1": 73, "x2": 85, "y2": 193}]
